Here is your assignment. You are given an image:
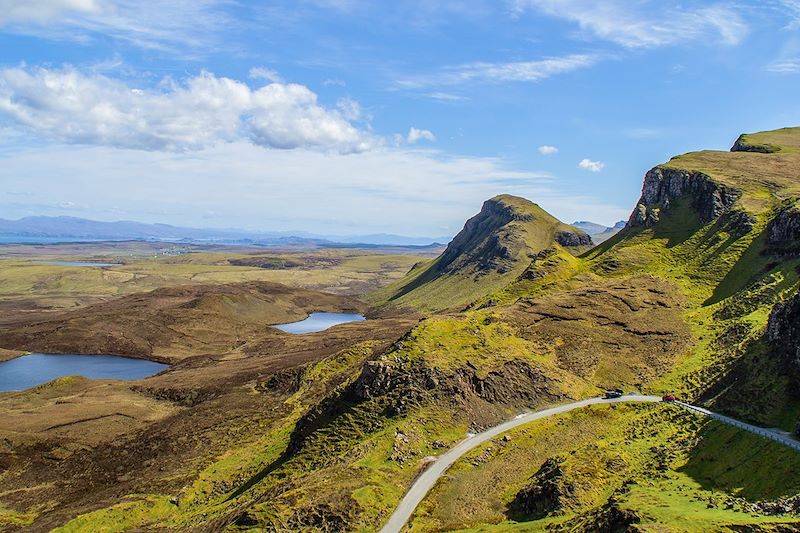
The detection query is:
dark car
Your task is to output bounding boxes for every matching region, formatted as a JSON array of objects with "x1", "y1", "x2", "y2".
[
  {"x1": 662, "y1": 394, "x2": 677, "y2": 402},
  {"x1": 604, "y1": 389, "x2": 623, "y2": 399}
]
